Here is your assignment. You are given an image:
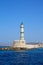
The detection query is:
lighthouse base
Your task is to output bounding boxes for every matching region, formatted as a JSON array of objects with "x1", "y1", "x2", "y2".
[{"x1": 13, "y1": 40, "x2": 26, "y2": 48}]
